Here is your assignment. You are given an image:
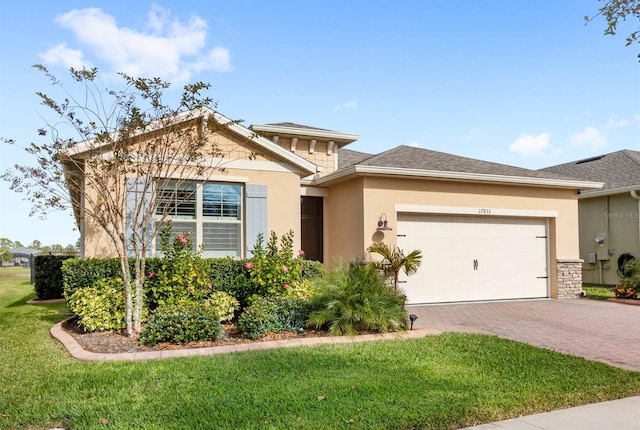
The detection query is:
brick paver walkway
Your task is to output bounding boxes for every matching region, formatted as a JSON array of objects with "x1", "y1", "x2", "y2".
[{"x1": 407, "y1": 298, "x2": 640, "y2": 371}]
